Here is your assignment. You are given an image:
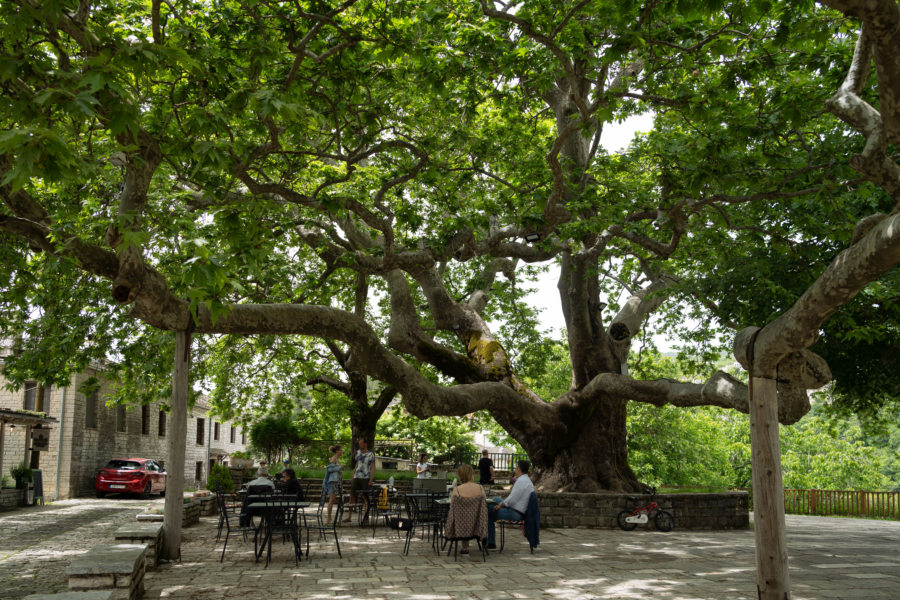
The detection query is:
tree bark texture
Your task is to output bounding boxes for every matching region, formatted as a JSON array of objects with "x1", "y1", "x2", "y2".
[
  {"x1": 162, "y1": 330, "x2": 189, "y2": 561},
  {"x1": 749, "y1": 376, "x2": 791, "y2": 600}
]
